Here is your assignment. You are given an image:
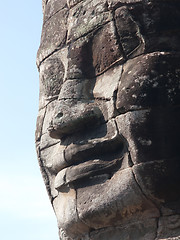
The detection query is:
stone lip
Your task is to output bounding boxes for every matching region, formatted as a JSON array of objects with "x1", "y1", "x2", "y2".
[
  {"x1": 54, "y1": 132, "x2": 127, "y2": 191},
  {"x1": 55, "y1": 158, "x2": 123, "y2": 190}
]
